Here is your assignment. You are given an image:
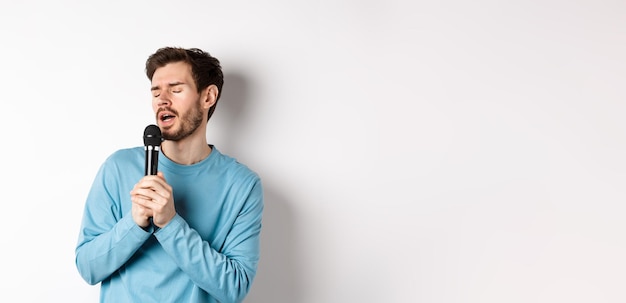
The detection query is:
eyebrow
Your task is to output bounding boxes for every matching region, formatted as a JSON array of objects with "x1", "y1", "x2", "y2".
[{"x1": 151, "y1": 81, "x2": 186, "y2": 91}]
